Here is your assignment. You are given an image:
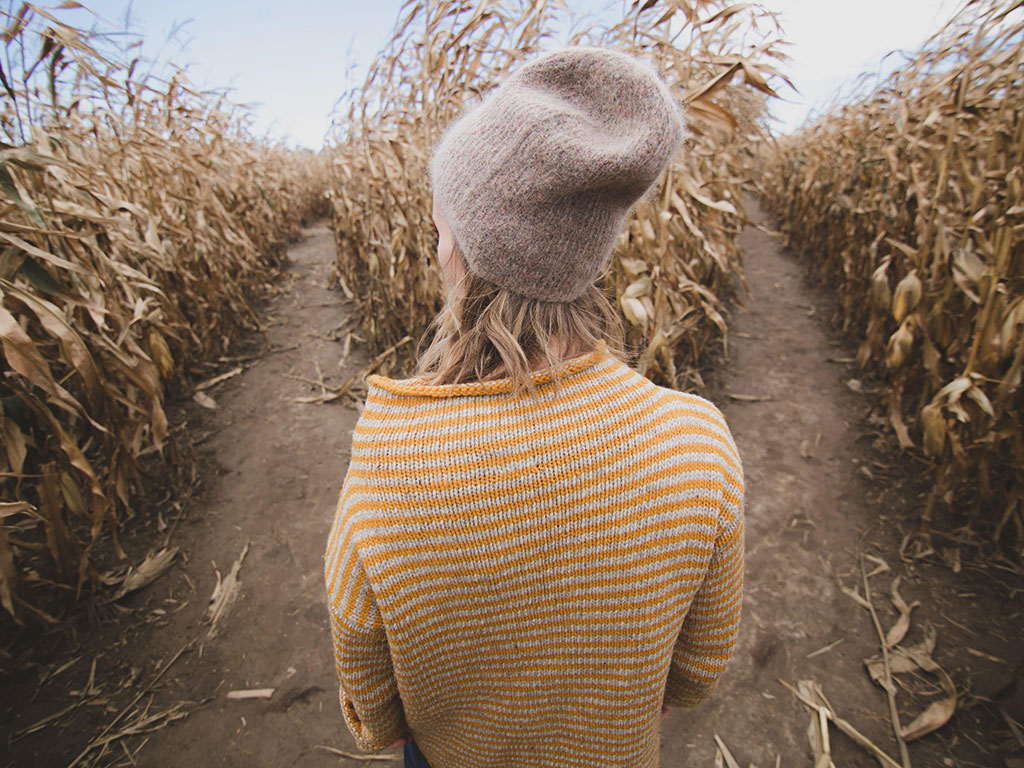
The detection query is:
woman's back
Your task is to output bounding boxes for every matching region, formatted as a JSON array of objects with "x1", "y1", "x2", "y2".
[{"x1": 324, "y1": 342, "x2": 744, "y2": 767}]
